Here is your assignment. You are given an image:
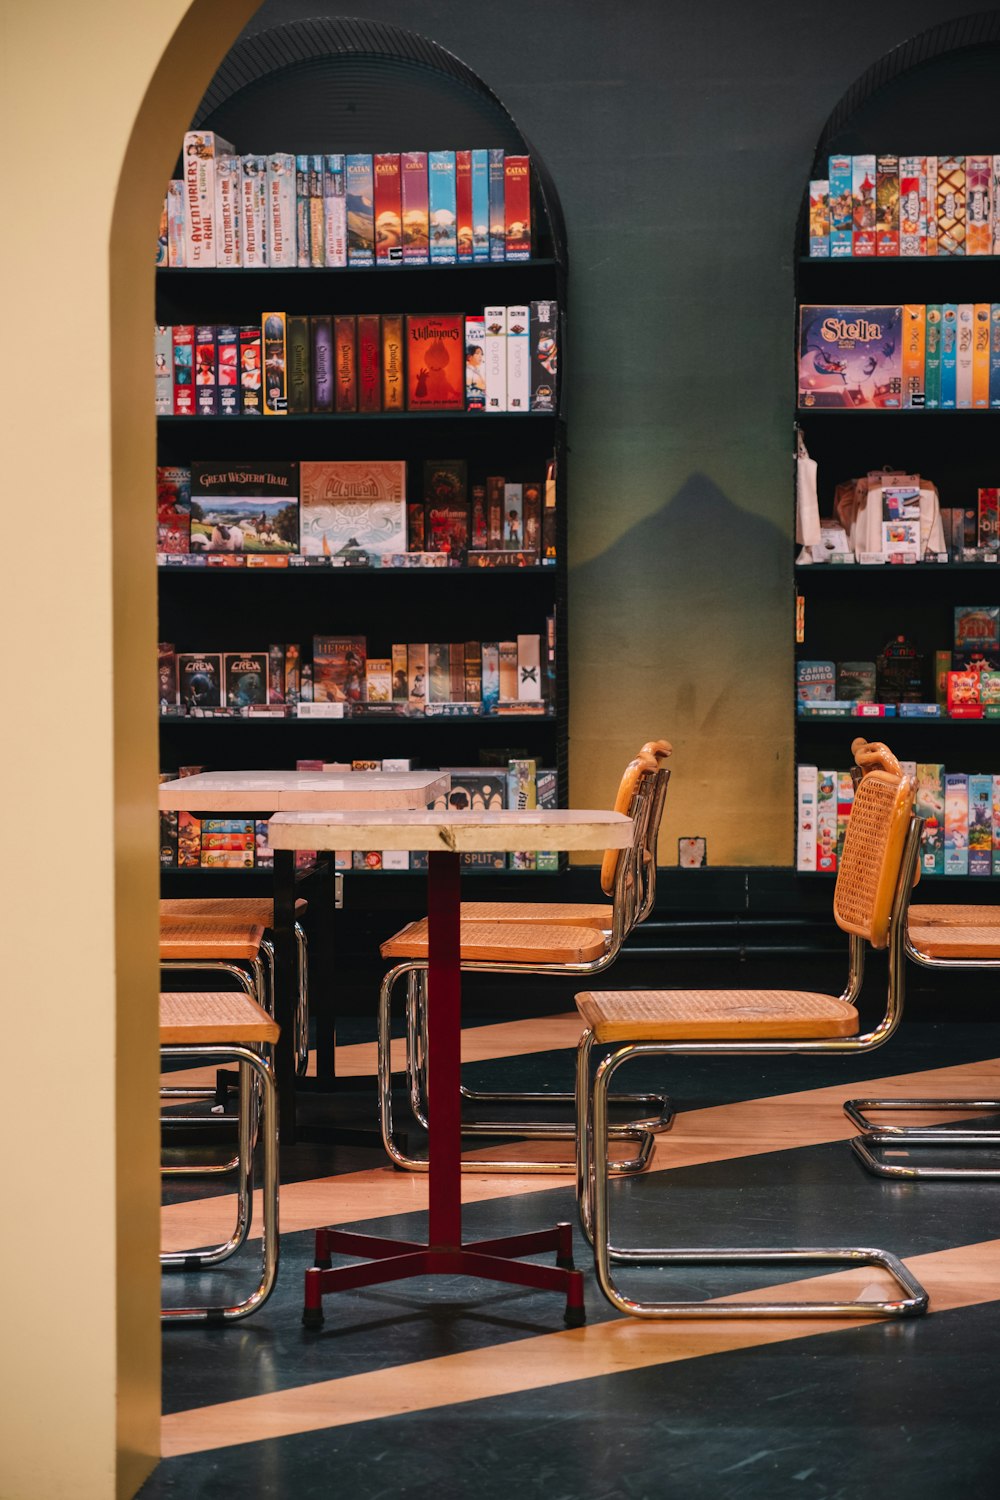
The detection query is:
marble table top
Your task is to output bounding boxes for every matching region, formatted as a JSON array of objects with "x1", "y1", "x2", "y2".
[
  {"x1": 158, "y1": 769, "x2": 451, "y2": 812},
  {"x1": 266, "y1": 808, "x2": 633, "y2": 854}
]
